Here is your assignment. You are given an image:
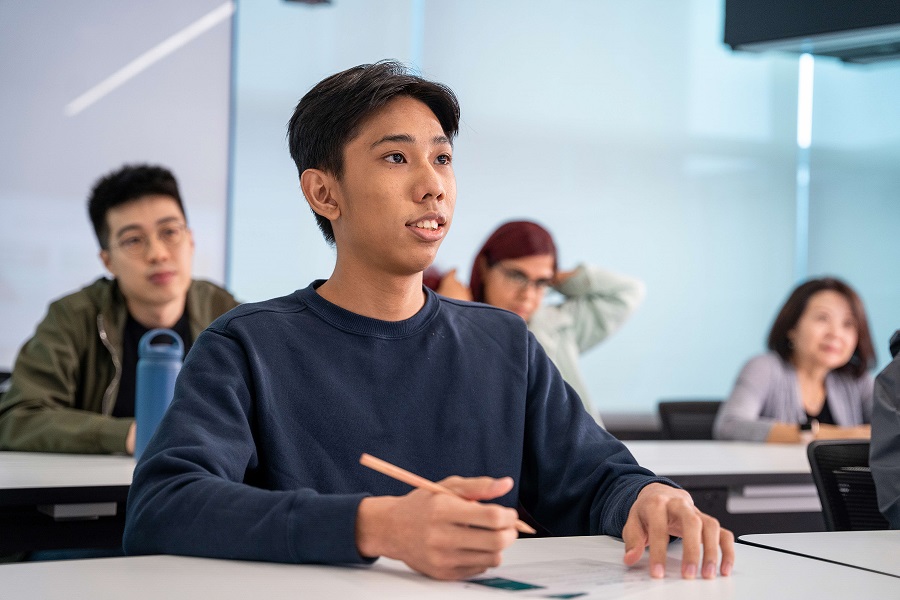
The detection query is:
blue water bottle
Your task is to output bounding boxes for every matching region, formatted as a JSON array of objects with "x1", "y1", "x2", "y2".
[{"x1": 135, "y1": 329, "x2": 184, "y2": 459}]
